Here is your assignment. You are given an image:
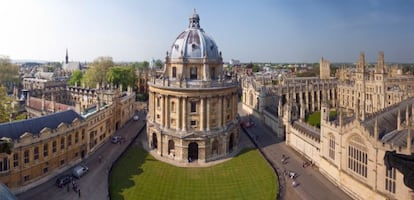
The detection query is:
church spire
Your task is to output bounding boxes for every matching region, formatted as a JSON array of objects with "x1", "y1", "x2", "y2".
[
  {"x1": 189, "y1": 9, "x2": 200, "y2": 29},
  {"x1": 65, "y1": 48, "x2": 69, "y2": 64}
]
